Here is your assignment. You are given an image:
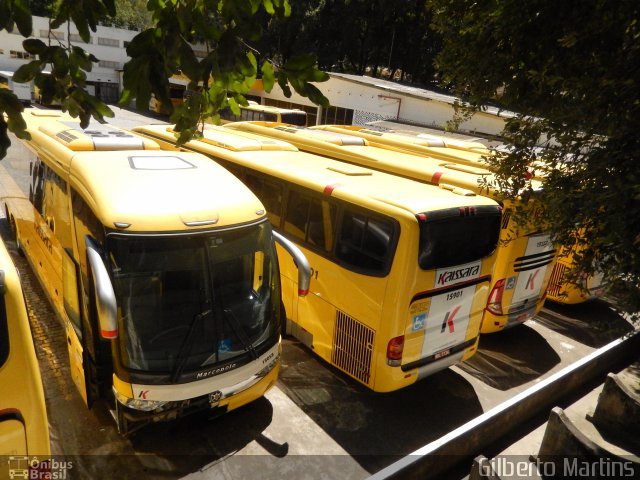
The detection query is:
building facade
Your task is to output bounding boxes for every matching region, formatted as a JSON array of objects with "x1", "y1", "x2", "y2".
[
  {"x1": 2, "y1": 17, "x2": 508, "y2": 137},
  {"x1": 0, "y1": 16, "x2": 137, "y2": 103}
]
